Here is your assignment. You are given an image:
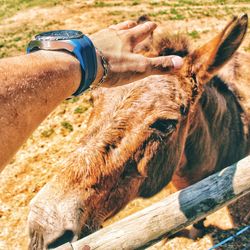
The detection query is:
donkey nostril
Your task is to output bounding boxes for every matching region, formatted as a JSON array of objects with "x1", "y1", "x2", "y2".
[{"x1": 47, "y1": 230, "x2": 74, "y2": 249}]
